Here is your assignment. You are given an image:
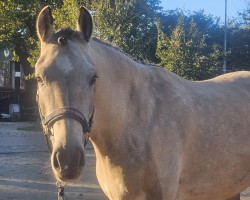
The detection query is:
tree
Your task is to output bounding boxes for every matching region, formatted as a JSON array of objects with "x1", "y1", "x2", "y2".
[
  {"x1": 1, "y1": 0, "x2": 248, "y2": 81},
  {"x1": 27, "y1": 0, "x2": 81, "y2": 68},
  {"x1": 0, "y1": 0, "x2": 43, "y2": 75},
  {"x1": 0, "y1": 0, "x2": 81, "y2": 75},
  {"x1": 226, "y1": 2, "x2": 250, "y2": 71},
  {"x1": 239, "y1": 1, "x2": 250, "y2": 27},
  {"x1": 156, "y1": 16, "x2": 222, "y2": 80},
  {"x1": 85, "y1": 0, "x2": 162, "y2": 62},
  {"x1": 0, "y1": 0, "x2": 162, "y2": 75}
]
